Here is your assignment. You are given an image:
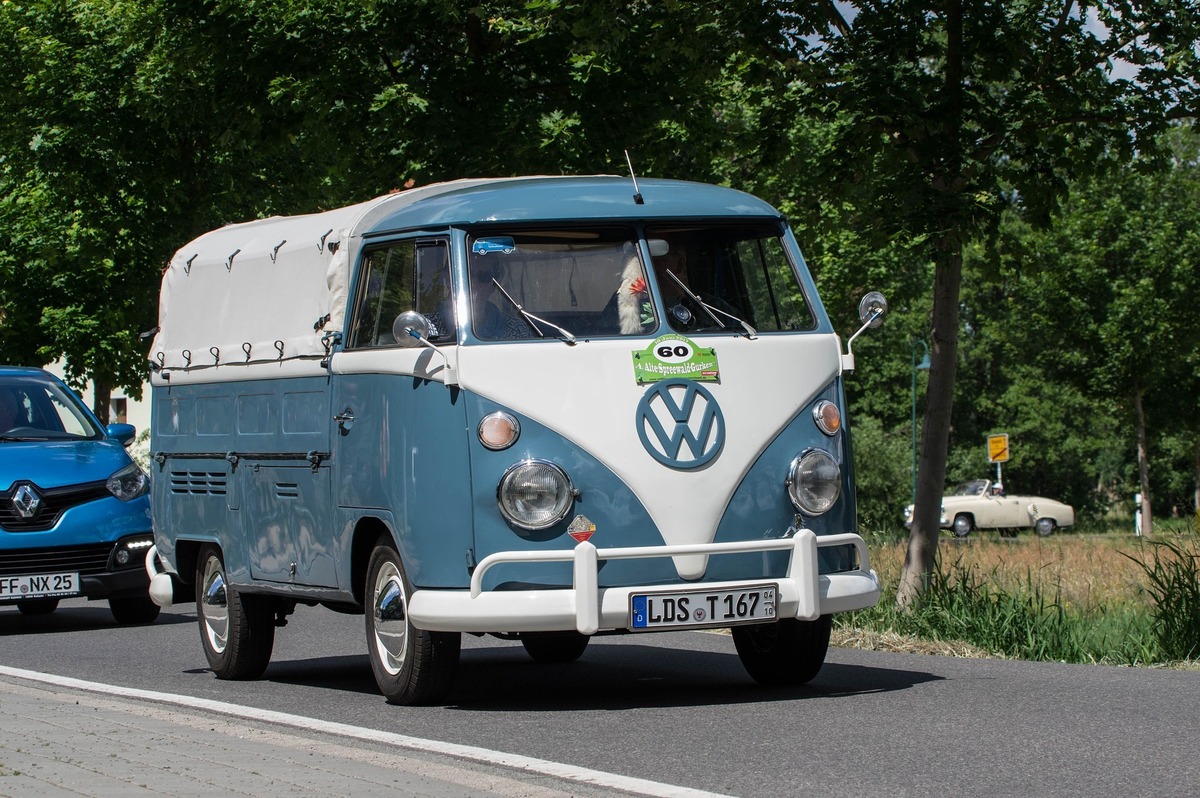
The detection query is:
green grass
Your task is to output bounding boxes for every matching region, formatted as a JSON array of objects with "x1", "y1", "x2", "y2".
[{"x1": 837, "y1": 536, "x2": 1200, "y2": 666}]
